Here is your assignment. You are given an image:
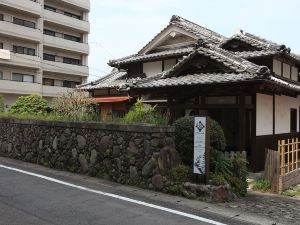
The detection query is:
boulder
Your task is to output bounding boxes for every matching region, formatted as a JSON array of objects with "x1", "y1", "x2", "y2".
[
  {"x1": 130, "y1": 166, "x2": 139, "y2": 181},
  {"x1": 78, "y1": 154, "x2": 88, "y2": 173},
  {"x1": 99, "y1": 136, "x2": 111, "y2": 152},
  {"x1": 151, "y1": 174, "x2": 164, "y2": 190},
  {"x1": 142, "y1": 157, "x2": 156, "y2": 177},
  {"x1": 89, "y1": 149, "x2": 98, "y2": 165},
  {"x1": 52, "y1": 136, "x2": 58, "y2": 150},
  {"x1": 77, "y1": 135, "x2": 86, "y2": 149},
  {"x1": 158, "y1": 146, "x2": 181, "y2": 174},
  {"x1": 127, "y1": 142, "x2": 138, "y2": 155}
]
